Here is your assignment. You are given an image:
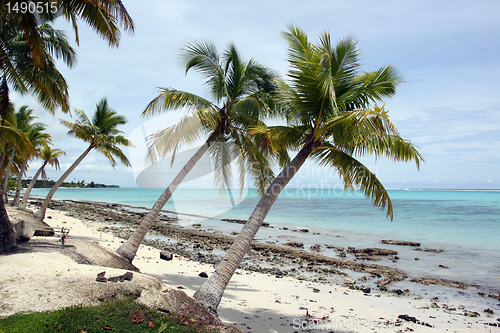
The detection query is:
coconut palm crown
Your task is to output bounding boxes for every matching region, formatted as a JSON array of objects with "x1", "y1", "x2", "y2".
[
  {"x1": 193, "y1": 26, "x2": 424, "y2": 313},
  {"x1": 33, "y1": 98, "x2": 132, "y2": 220}
]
